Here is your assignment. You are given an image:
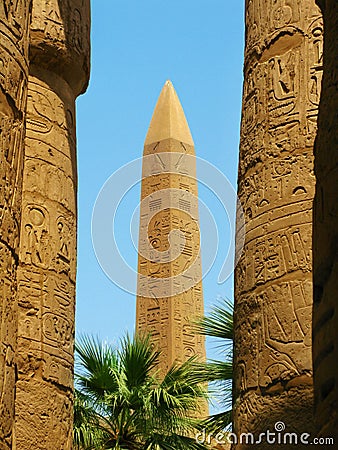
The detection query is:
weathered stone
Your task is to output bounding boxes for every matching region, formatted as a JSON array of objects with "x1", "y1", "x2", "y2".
[
  {"x1": 29, "y1": 0, "x2": 90, "y2": 95},
  {"x1": 0, "y1": 1, "x2": 32, "y2": 447},
  {"x1": 136, "y1": 81, "x2": 206, "y2": 378},
  {"x1": 13, "y1": 1, "x2": 90, "y2": 448},
  {"x1": 313, "y1": 0, "x2": 338, "y2": 444},
  {"x1": 15, "y1": 379, "x2": 73, "y2": 449},
  {"x1": 234, "y1": 0, "x2": 322, "y2": 446}
]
